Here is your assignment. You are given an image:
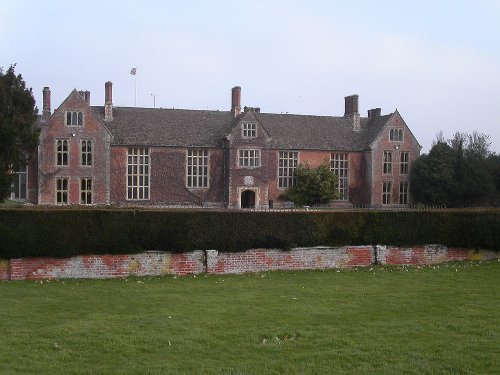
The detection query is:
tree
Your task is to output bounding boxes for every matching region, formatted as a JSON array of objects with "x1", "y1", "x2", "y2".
[
  {"x1": 410, "y1": 142, "x2": 457, "y2": 205},
  {"x1": 282, "y1": 162, "x2": 339, "y2": 206},
  {"x1": 0, "y1": 65, "x2": 39, "y2": 201},
  {"x1": 411, "y1": 132, "x2": 497, "y2": 206},
  {"x1": 486, "y1": 154, "x2": 500, "y2": 204},
  {"x1": 449, "y1": 131, "x2": 492, "y2": 160}
]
